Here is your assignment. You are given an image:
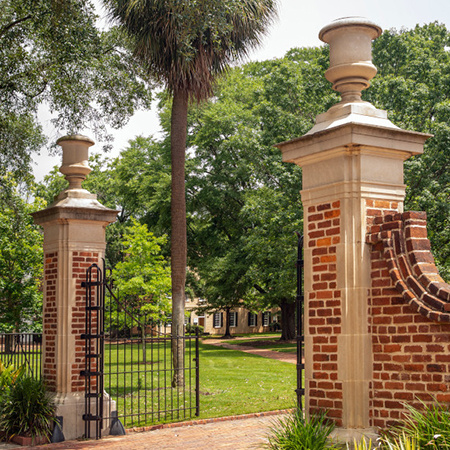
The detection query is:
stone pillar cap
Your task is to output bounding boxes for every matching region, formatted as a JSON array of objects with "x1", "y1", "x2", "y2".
[
  {"x1": 56, "y1": 135, "x2": 95, "y2": 146},
  {"x1": 319, "y1": 17, "x2": 382, "y2": 42}
]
